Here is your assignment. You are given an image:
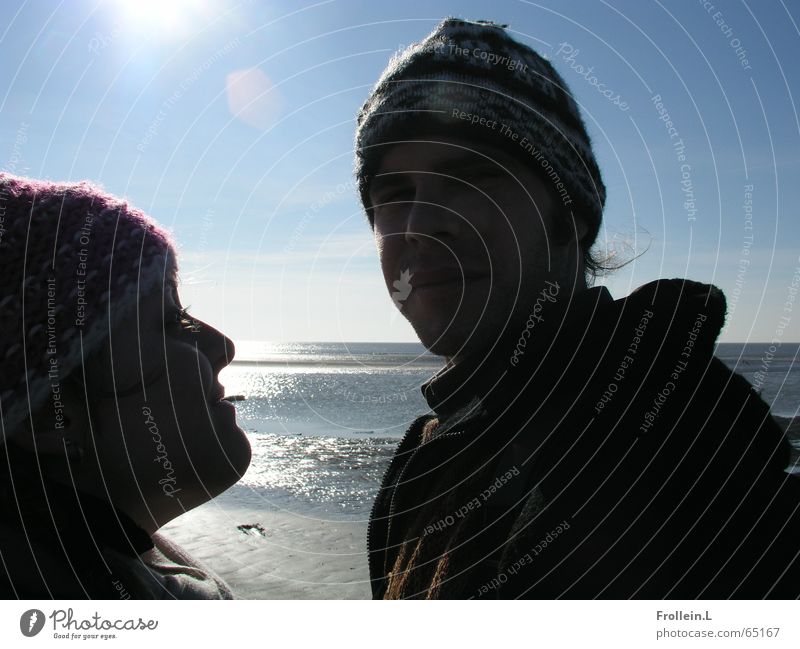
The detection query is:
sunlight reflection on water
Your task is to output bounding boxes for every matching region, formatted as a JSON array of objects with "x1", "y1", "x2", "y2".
[
  {"x1": 215, "y1": 345, "x2": 440, "y2": 517},
  {"x1": 237, "y1": 432, "x2": 398, "y2": 518},
  {"x1": 219, "y1": 362, "x2": 434, "y2": 436}
]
